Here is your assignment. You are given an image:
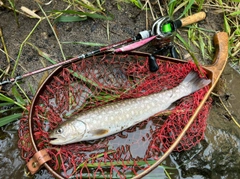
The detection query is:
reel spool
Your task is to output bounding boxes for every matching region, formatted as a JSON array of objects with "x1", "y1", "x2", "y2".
[
  {"x1": 151, "y1": 16, "x2": 179, "y2": 49},
  {"x1": 151, "y1": 16, "x2": 177, "y2": 38}
]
